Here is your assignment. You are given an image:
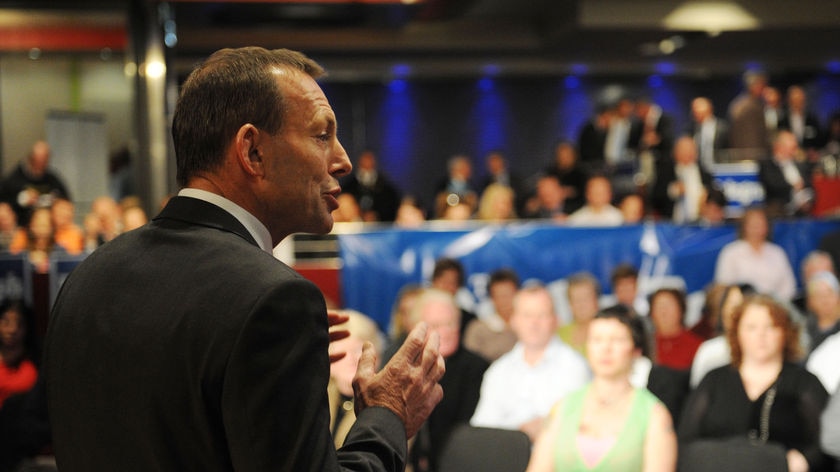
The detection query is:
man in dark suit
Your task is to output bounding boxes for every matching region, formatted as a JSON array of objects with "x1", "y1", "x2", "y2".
[
  {"x1": 779, "y1": 85, "x2": 825, "y2": 153},
  {"x1": 340, "y1": 149, "x2": 401, "y2": 222},
  {"x1": 688, "y1": 97, "x2": 730, "y2": 170},
  {"x1": 651, "y1": 136, "x2": 716, "y2": 222},
  {"x1": 43, "y1": 47, "x2": 445, "y2": 472},
  {"x1": 759, "y1": 130, "x2": 814, "y2": 217}
]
